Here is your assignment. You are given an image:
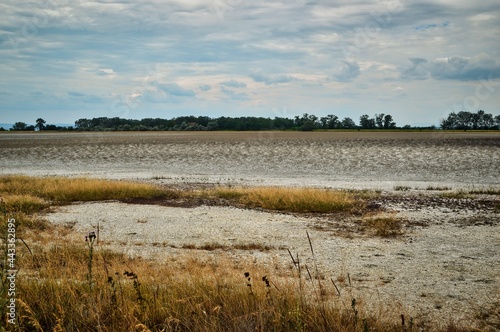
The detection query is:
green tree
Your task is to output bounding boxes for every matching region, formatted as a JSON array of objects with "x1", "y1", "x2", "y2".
[
  {"x1": 12, "y1": 122, "x2": 28, "y2": 131},
  {"x1": 359, "y1": 114, "x2": 375, "y2": 129},
  {"x1": 320, "y1": 114, "x2": 339, "y2": 129},
  {"x1": 374, "y1": 113, "x2": 385, "y2": 128},
  {"x1": 35, "y1": 118, "x2": 46, "y2": 131},
  {"x1": 383, "y1": 114, "x2": 396, "y2": 128},
  {"x1": 341, "y1": 117, "x2": 356, "y2": 129}
]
